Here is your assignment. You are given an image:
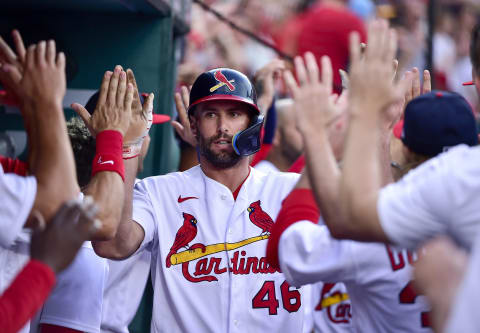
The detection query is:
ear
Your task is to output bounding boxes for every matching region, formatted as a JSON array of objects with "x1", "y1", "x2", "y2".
[{"x1": 189, "y1": 114, "x2": 198, "y2": 137}]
